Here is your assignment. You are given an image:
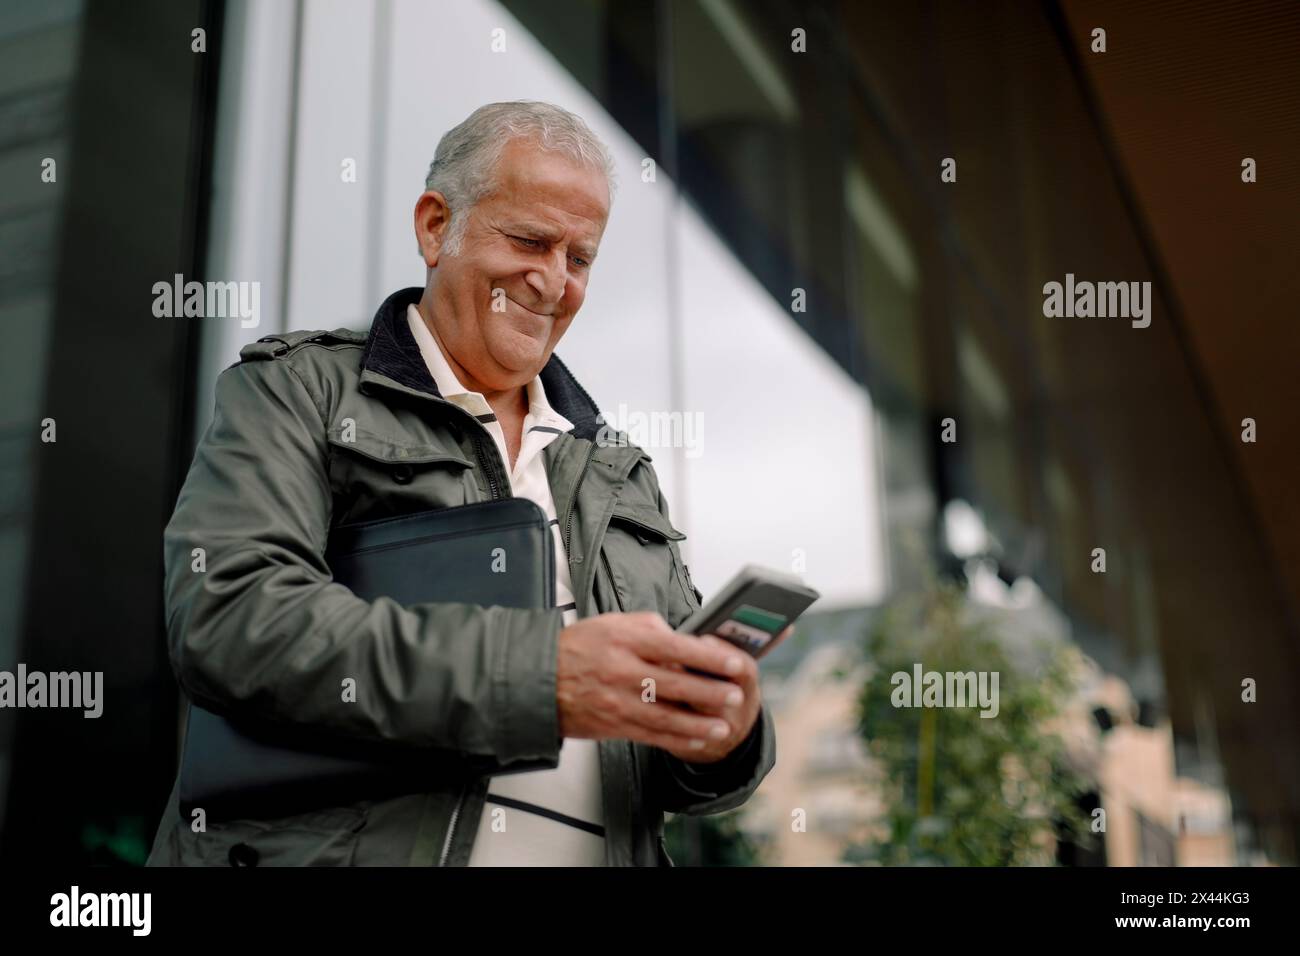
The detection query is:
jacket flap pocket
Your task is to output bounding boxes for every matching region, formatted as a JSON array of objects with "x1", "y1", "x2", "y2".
[
  {"x1": 327, "y1": 431, "x2": 473, "y2": 468},
  {"x1": 609, "y1": 501, "x2": 686, "y2": 541}
]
